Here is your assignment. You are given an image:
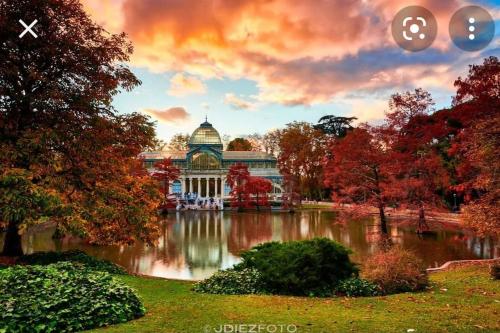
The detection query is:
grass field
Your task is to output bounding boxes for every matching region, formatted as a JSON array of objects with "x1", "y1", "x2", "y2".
[{"x1": 91, "y1": 266, "x2": 499, "y2": 333}]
